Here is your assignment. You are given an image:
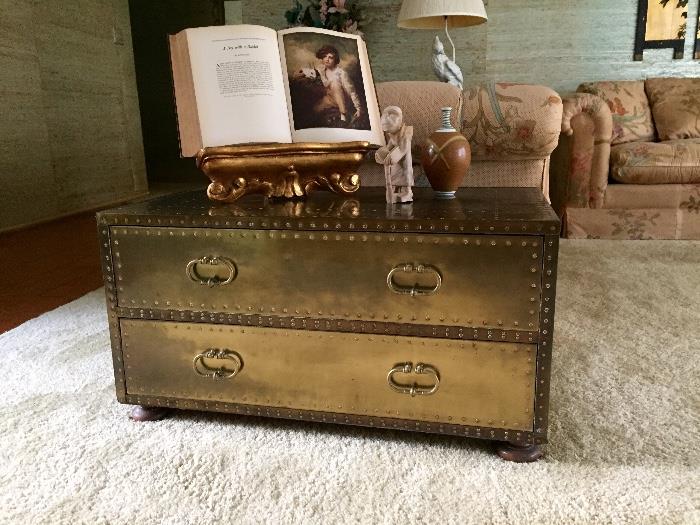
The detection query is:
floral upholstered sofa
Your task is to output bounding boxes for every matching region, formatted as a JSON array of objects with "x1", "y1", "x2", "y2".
[
  {"x1": 551, "y1": 78, "x2": 700, "y2": 239},
  {"x1": 359, "y1": 81, "x2": 563, "y2": 199}
]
